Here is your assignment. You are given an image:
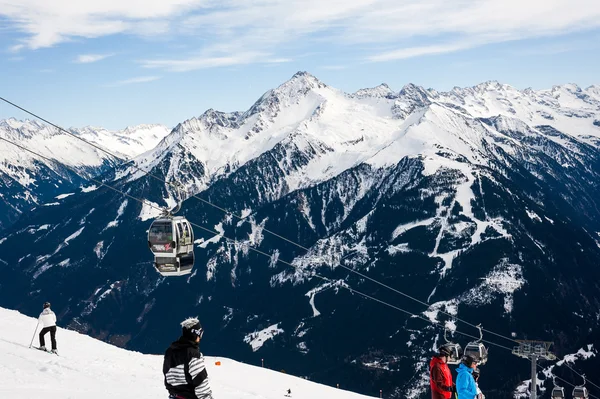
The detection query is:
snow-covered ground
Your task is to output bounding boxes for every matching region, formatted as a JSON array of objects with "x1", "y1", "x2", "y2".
[{"x1": 0, "y1": 307, "x2": 374, "y2": 399}]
